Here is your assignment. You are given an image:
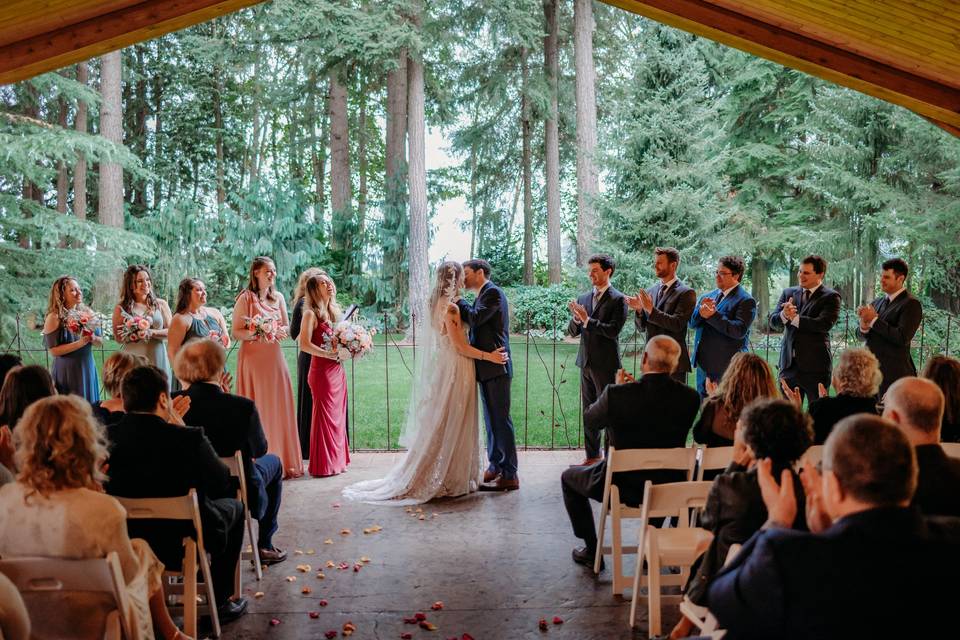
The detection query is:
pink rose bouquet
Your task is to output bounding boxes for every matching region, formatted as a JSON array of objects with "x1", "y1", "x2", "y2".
[
  {"x1": 207, "y1": 330, "x2": 229, "y2": 347},
  {"x1": 323, "y1": 320, "x2": 375, "y2": 361},
  {"x1": 246, "y1": 314, "x2": 279, "y2": 342},
  {"x1": 65, "y1": 308, "x2": 100, "y2": 337},
  {"x1": 118, "y1": 310, "x2": 152, "y2": 343}
]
